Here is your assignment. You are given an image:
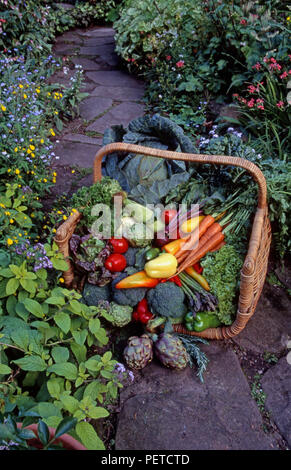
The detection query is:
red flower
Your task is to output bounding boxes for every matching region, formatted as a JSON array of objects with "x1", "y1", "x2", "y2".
[
  {"x1": 166, "y1": 55, "x2": 171, "y2": 61},
  {"x1": 176, "y1": 60, "x2": 185, "y2": 68},
  {"x1": 280, "y1": 71, "x2": 288, "y2": 79},
  {"x1": 240, "y1": 19, "x2": 247, "y2": 25},
  {"x1": 252, "y1": 62, "x2": 261, "y2": 71},
  {"x1": 276, "y1": 101, "x2": 284, "y2": 108}
]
